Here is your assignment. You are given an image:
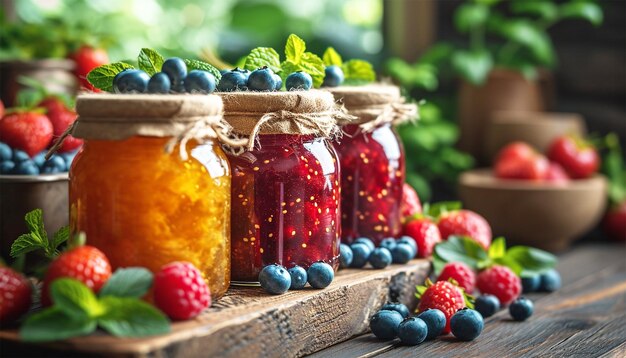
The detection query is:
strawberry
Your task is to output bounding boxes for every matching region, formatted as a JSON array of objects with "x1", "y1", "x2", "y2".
[
  {"x1": 154, "y1": 262, "x2": 211, "y2": 320},
  {"x1": 416, "y1": 279, "x2": 466, "y2": 334},
  {"x1": 0, "y1": 267, "x2": 32, "y2": 323},
  {"x1": 437, "y1": 210, "x2": 492, "y2": 250},
  {"x1": 38, "y1": 97, "x2": 83, "y2": 152},
  {"x1": 41, "y1": 245, "x2": 111, "y2": 306},
  {"x1": 494, "y1": 142, "x2": 549, "y2": 181},
  {"x1": 400, "y1": 183, "x2": 422, "y2": 219},
  {"x1": 547, "y1": 135, "x2": 599, "y2": 179},
  {"x1": 437, "y1": 262, "x2": 476, "y2": 293},
  {"x1": 545, "y1": 161, "x2": 570, "y2": 183},
  {"x1": 476, "y1": 265, "x2": 521, "y2": 306},
  {"x1": 403, "y1": 217, "x2": 441, "y2": 258},
  {"x1": 0, "y1": 110, "x2": 53, "y2": 157},
  {"x1": 69, "y1": 46, "x2": 109, "y2": 92}
]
